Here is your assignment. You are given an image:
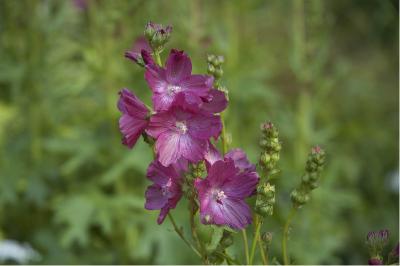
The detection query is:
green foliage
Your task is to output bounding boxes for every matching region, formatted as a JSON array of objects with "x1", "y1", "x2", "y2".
[{"x1": 0, "y1": 0, "x2": 398, "y2": 264}]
